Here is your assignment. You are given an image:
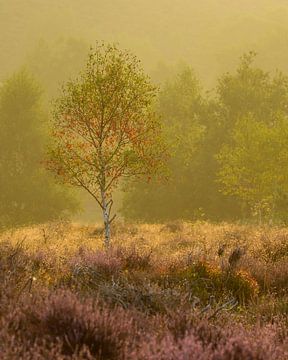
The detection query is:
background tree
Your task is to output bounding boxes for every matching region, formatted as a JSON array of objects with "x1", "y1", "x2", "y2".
[
  {"x1": 48, "y1": 43, "x2": 166, "y2": 246},
  {"x1": 122, "y1": 66, "x2": 206, "y2": 221},
  {"x1": 0, "y1": 70, "x2": 77, "y2": 229},
  {"x1": 195, "y1": 52, "x2": 288, "y2": 221},
  {"x1": 123, "y1": 52, "x2": 288, "y2": 223},
  {"x1": 25, "y1": 37, "x2": 100, "y2": 223},
  {"x1": 215, "y1": 52, "x2": 288, "y2": 222},
  {"x1": 26, "y1": 38, "x2": 88, "y2": 99},
  {"x1": 217, "y1": 114, "x2": 288, "y2": 223}
]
